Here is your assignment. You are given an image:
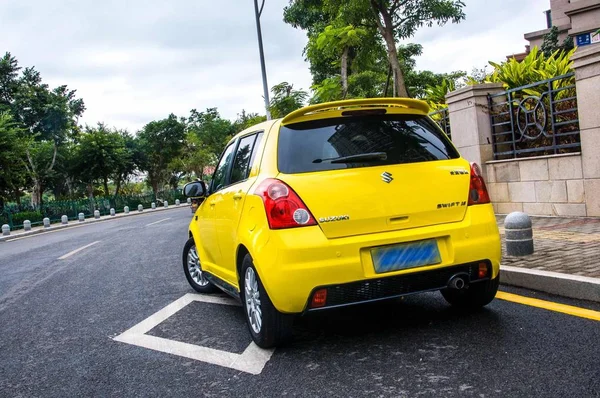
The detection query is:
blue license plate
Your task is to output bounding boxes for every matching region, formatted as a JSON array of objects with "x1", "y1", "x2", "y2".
[{"x1": 371, "y1": 239, "x2": 441, "y2": 274}]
